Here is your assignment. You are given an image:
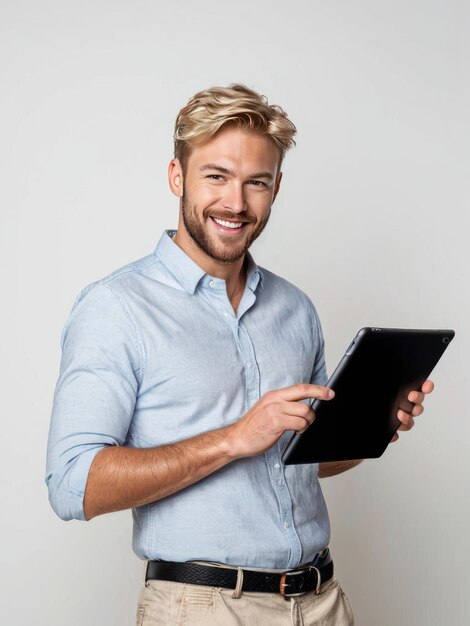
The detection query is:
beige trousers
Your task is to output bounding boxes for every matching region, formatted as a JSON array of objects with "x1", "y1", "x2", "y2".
[{"x1": 136, "y1": 576, "x2": 354, "y2": 625}]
